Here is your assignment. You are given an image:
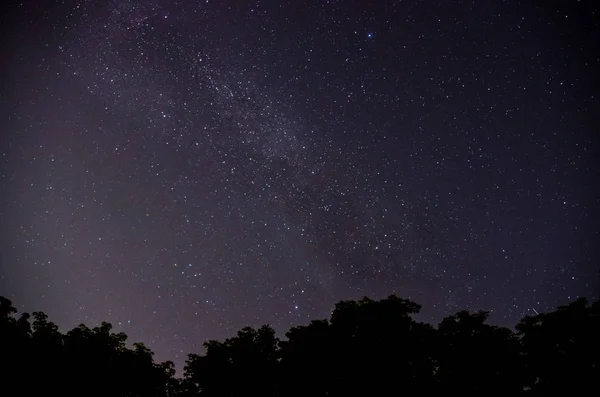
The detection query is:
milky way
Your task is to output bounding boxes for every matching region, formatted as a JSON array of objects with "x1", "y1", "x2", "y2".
[{"x1": 1, "y1": 0, "x2": 598, "y2": 369}]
